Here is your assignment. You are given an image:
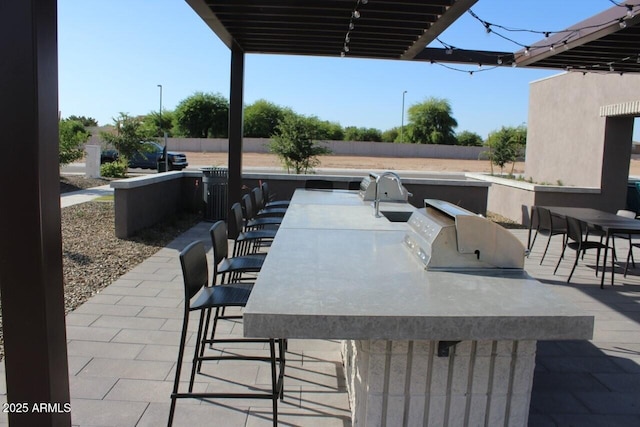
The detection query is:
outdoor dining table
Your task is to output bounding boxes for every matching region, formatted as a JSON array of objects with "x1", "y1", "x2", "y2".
[{"x1": 532, "y1": 206, "x2": 640, "y2": 288}]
